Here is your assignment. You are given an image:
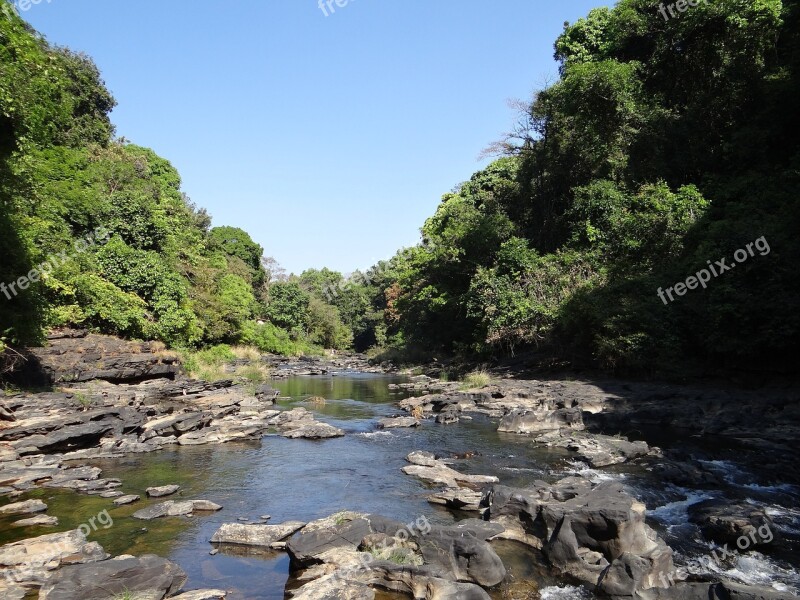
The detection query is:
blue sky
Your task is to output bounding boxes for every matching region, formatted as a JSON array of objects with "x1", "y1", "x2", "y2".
[{"x1": 20, "y1": 0, "x2": 606, "y2": 275}]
